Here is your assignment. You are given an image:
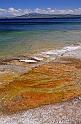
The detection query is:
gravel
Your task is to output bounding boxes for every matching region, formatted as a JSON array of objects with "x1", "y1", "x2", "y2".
[{"x1": 0, "y1": 96, "x2": 81, "y2": 124}]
